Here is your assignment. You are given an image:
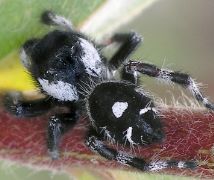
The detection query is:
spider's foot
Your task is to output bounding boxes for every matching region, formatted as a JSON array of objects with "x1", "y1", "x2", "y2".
[
  {"x1": 3, "y1": 92, "x2": 24, "y2": 117},
  {"x1": 180, "y1": 160, "x2": 198, "y2": 169},
  {"x1": 41, "y1": 10, "x2": 72, "y2": 30},
  {"x1": 48, "y1": 149, "x2": 59, "y2": 160}
]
